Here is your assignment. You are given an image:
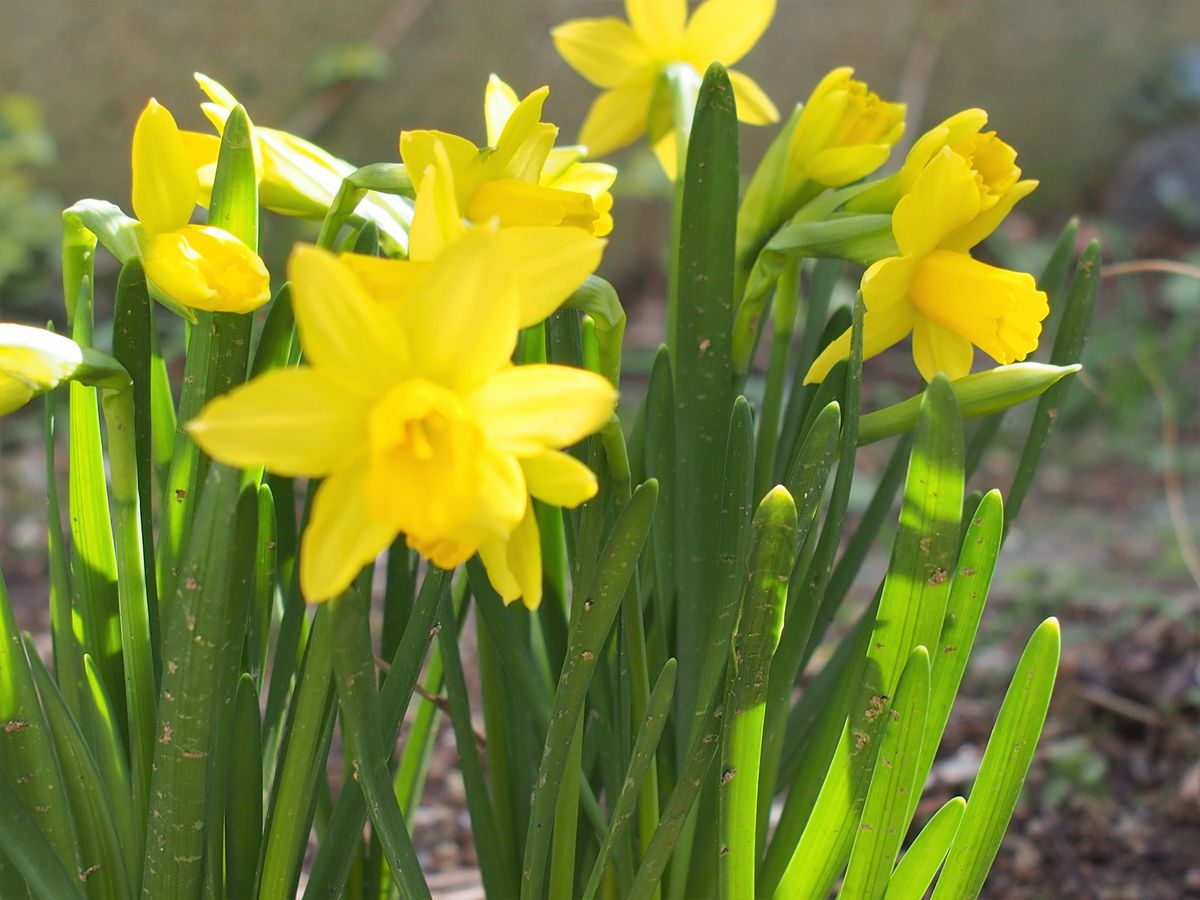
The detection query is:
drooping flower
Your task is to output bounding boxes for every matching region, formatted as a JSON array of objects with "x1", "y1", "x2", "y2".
[
  {"x1": 848, "y1": 108, "x2": 1035, "y2": 227},
  {"x1": 183, "y1": 74, "x2": 413, "y2": 247},
  {"x1": 786, "y1": 67, "x2": 906, "y2": 190},
  {"x1": 553, "y1": 0, "x2": 779, "y2": 178},
  {"x1": 400, "y1": 84, "x2": 607, "y2": 235},
  {"x1": 804, "y1": 147, "x2": 1049, "y2": 384},
  {"x1": 188, "y1": 235, "x2": 616, "y2": 605},
  {"x1": 0, "y1": 324, "x2": 84, "y2": 415},
  {"x1": 484, "y1": 75, "x2": 617, "y2": 236},
  {"x1": 132, "y1": 99, "x2": 270, "y2": 314}
]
